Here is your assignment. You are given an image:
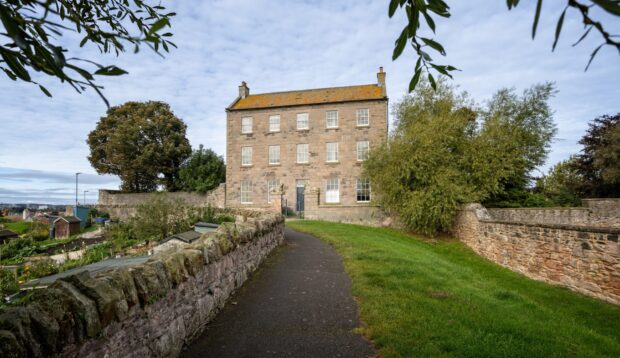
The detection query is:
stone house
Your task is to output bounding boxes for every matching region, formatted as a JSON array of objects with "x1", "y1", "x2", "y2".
[{"x1": 225, "y1": 68, "x2": 388, "y2": 220}]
